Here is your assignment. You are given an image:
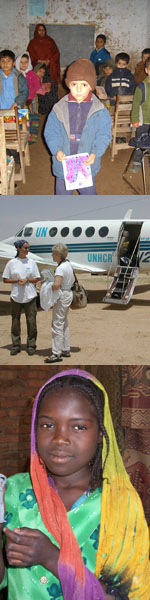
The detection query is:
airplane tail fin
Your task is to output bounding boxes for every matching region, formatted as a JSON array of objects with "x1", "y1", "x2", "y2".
[{"x1": 123, "y1": 209, "x2": 133, "y2": 220}]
